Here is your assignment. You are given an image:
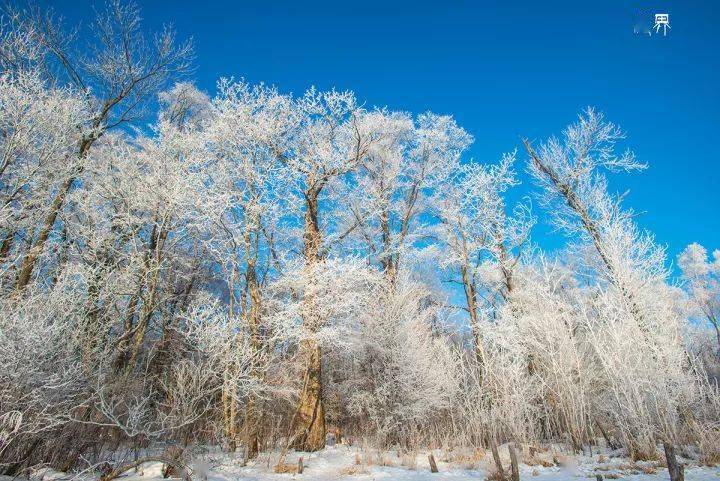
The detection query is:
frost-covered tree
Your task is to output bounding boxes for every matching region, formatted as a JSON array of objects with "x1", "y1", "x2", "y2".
[
  {"x1": 679, "y1": 243, "x2": 720, "y2": 352},
  {"x1": 523, "y1": 109, "x2": 712, "y2": 457},
  {"x1": 343, "y1": 273, "x2": 459, "y2": 447},
  {"x1": 0, "y1": 71, "x2": 89, "y2": 278},
  {"x1": 0, "y1": 278, "x2": 86, "y2": 467},
  {"x1": 348, "y1": 111, "x2": 472, "y2": 282},
  {"x1": 5, "y1": 0, "x2": 192, "y2": 289},
  {"x1": 266, "y1": 89, "x2": 380, "y2": 451},
  {"x1": 433, "y1": 152, "x2": 532, "y2": 360},
  {"x1": 198, "y1": 79, "x2": 292, "y2": 454}
]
